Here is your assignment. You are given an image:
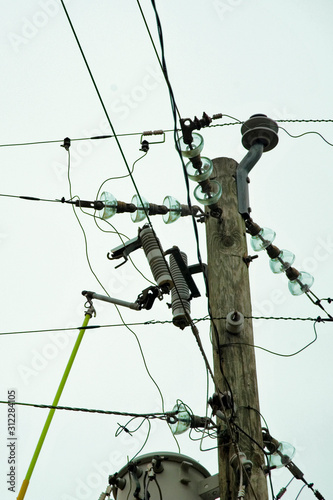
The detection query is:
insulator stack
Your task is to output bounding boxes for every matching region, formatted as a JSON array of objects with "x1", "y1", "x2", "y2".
[
  {"x1": 139, "y1": 226, "x2": 173, "y2": 291},
  {"x1": 169, "y1": 251, "x2": 191, "y2": 329}
]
